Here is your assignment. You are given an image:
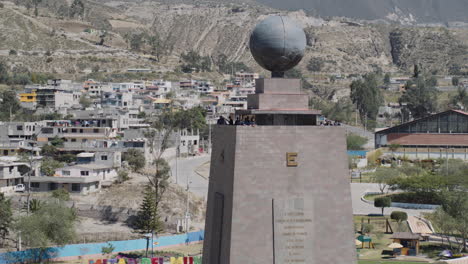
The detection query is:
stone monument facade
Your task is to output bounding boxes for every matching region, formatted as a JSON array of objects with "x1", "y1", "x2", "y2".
[{"x1": 202, "y1": 16, "x2": 357, "y2": 264}]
